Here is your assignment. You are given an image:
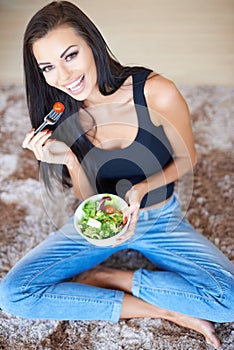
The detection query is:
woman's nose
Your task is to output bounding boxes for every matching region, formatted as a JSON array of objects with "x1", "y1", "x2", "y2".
[{"x1": 57, "y1": 65, "x2": 71, "y2": 83}]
